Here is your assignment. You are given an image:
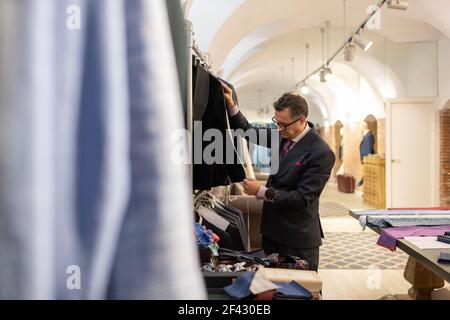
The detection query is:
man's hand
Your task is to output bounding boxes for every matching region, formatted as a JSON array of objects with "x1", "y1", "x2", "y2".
[
  {"x1": 220, "y1": 81, "x2": 235, "y2": 109},
  {"x1": 243, "y1": 178, "x2": 263, "y2": 196}
]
